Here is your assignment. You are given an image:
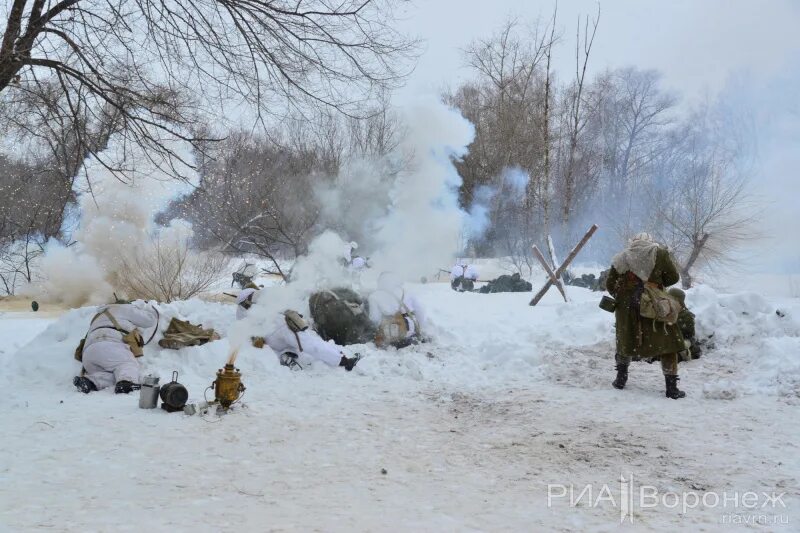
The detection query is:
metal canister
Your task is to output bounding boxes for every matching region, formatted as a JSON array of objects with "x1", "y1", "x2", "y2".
[
  {"x1": 599, "y1": 295, "x2": 617, "y2": 313},
  {"x1": 160, "y1": 371, "x2": 189, "y2": 412},
  {"x1": 139, "y1": 374, "x2": 160, "y2": 409}
]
